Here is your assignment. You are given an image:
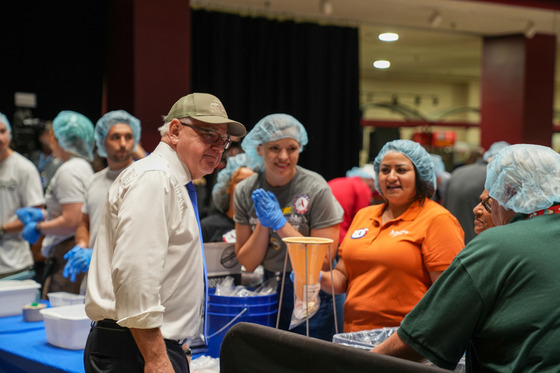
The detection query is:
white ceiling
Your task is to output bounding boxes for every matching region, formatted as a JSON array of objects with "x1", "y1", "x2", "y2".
[{"x1": 190, "y1": 0, "x2": 560, "y2": 83}]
